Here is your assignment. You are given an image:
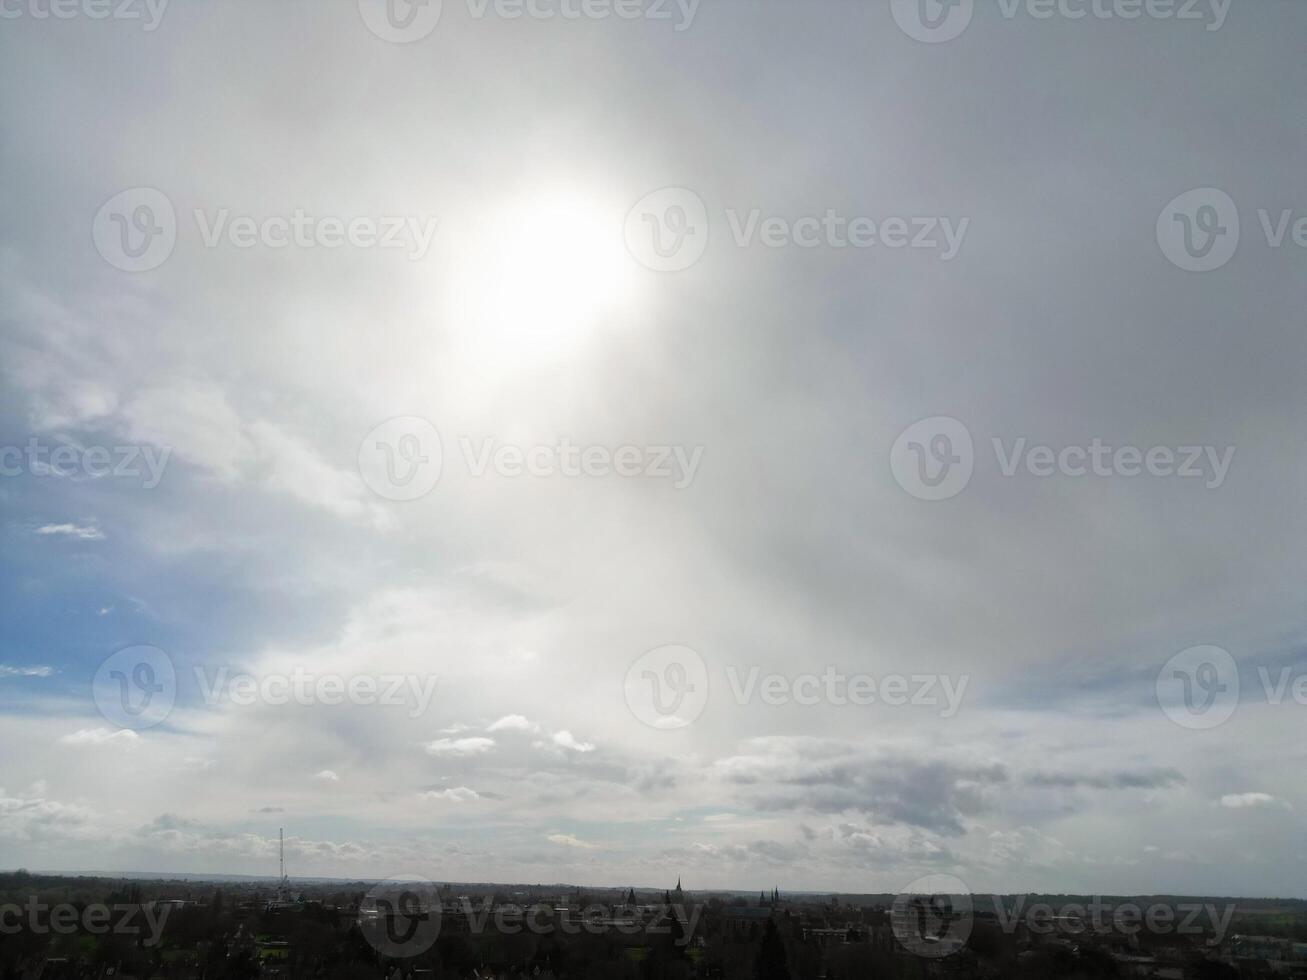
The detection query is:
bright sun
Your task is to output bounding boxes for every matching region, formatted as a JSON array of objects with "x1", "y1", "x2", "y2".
[{"x1": 452, "y1": 191, "x2": 637, "y2": 370}]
